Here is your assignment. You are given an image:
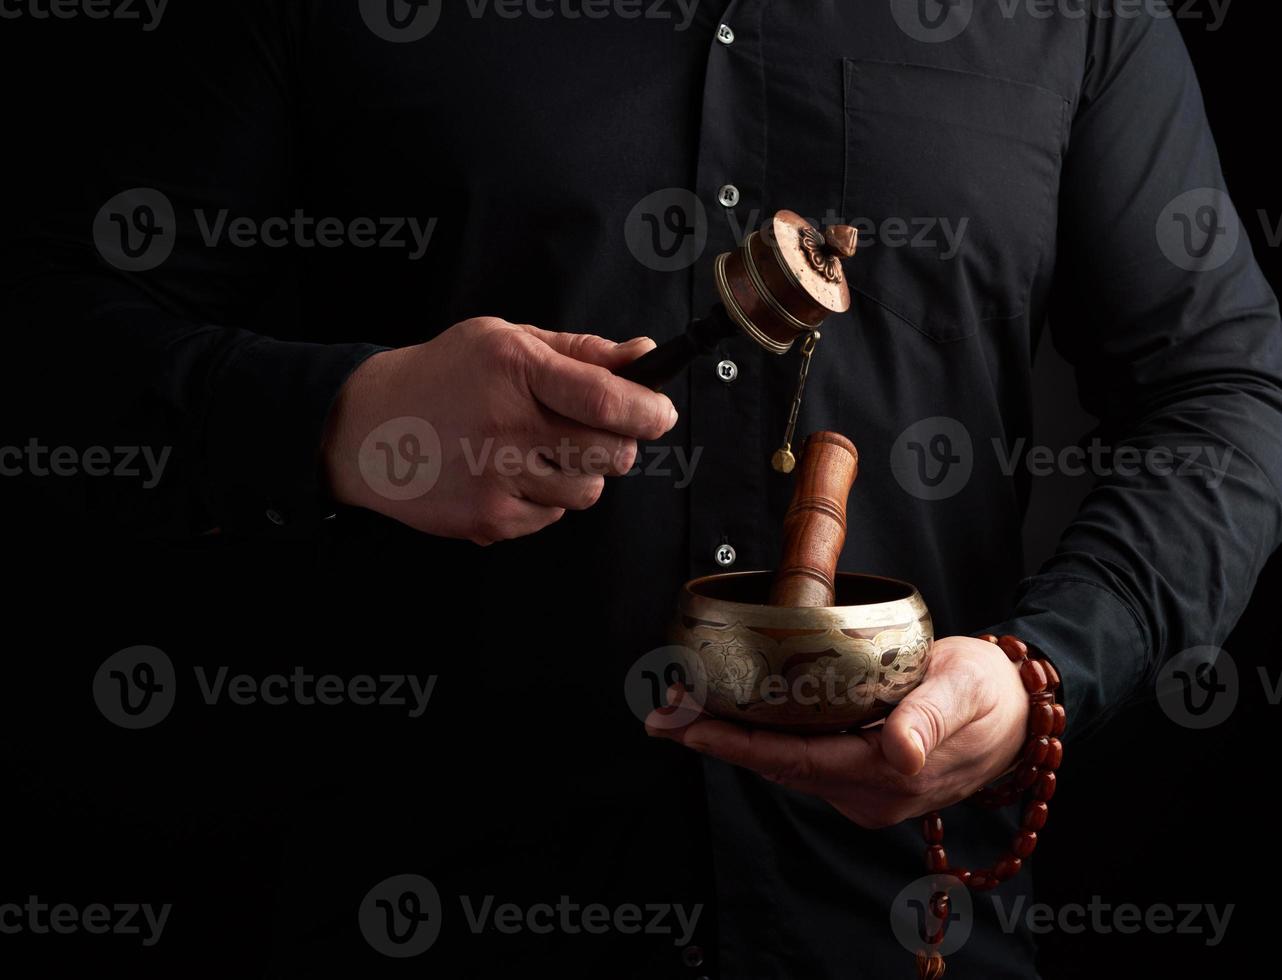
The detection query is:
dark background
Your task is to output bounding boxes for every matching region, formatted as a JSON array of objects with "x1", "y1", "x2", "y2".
[{"x1": 1, "y1": 1, "x2": 1277, "y2": 975}]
